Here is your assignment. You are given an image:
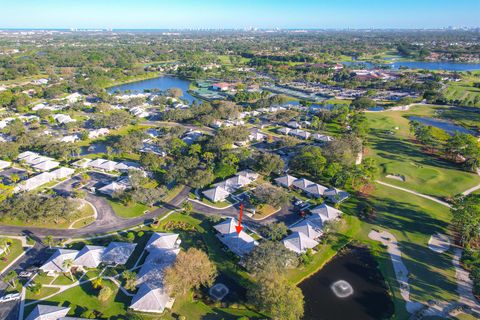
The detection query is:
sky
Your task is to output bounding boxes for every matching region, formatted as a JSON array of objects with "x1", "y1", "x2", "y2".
[{"x1": 0, "y1": 0, "x2": 479, "y2": 29}]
